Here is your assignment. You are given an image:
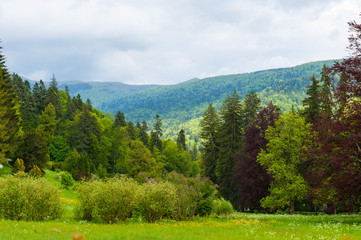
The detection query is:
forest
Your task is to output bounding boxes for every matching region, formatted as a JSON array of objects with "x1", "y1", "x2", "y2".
[{"x1": 1, "y1": 14, "x2": 361, "y2": 236}]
